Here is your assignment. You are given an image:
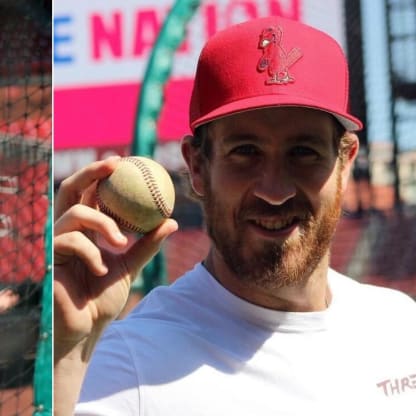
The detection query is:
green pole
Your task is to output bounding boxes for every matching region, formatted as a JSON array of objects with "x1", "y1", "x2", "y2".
[
  {"x1": 131, "y1": 0, "x2": 201, "y2": 294},
  {"x1": 132, "y1": 0, "x2": 201, "y2": 157},
  {"x1": 33, "y1": 161, "x2": 52, "y2": 415}
]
